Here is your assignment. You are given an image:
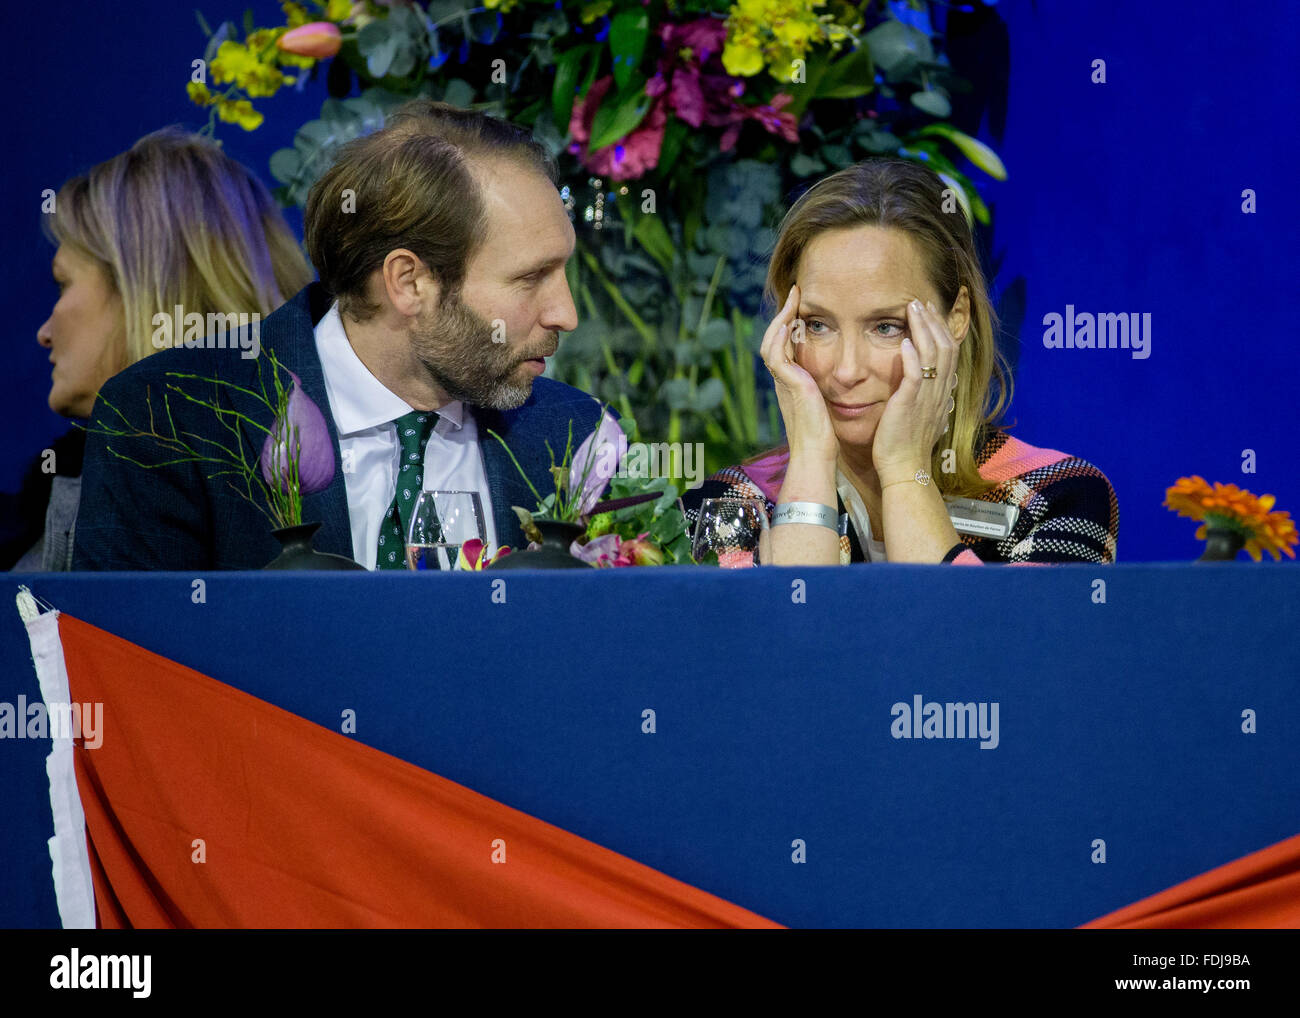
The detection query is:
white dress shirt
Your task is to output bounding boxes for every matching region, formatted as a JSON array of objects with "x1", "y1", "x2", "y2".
[
  {"x1": 314, "y1": 302, "x2": 499, "y2": 569},
  {"x1": 836, "y1": 469, "x2": 888, "y2": 562}
]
